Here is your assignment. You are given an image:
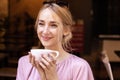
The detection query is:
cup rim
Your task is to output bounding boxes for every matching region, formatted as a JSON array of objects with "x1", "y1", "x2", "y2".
[{"x1": 30, "y1": 49, "x2": 53, "y2": 51}]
